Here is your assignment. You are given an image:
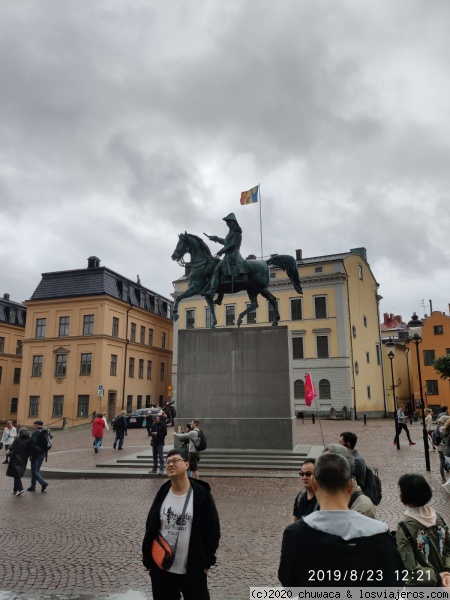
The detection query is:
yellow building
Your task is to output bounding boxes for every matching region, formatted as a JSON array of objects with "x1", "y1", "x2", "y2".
[
  {"x1": 17, "y1": 257, "x2": 173, "y2": 428},
  {"x1": 0, "y1": 293, "x2": 26, "y2": 422},
  {"x1": 172, "y1": 247, "x2": 386, "y2": 417}
]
